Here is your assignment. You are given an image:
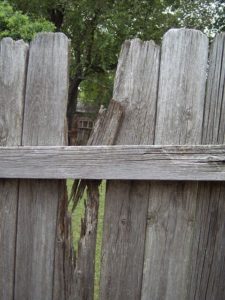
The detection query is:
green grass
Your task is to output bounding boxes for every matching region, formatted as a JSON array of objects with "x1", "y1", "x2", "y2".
[{"x1": 67, "y1": 180, "x2": 106, "y2": 300}]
